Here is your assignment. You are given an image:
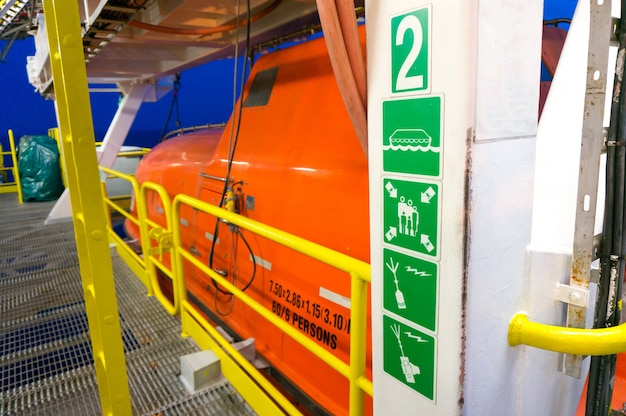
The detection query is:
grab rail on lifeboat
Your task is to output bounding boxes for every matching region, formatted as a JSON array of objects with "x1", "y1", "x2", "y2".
[{"x1": 509, "y1": 313, "x2": 626, "y2": 355}]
